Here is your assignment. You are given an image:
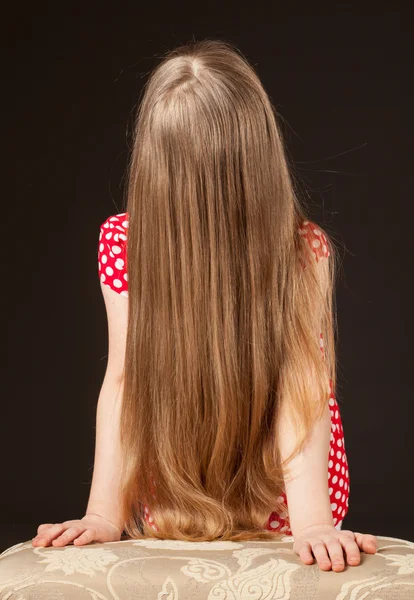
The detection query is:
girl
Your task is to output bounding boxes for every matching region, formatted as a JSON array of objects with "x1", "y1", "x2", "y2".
[{"x1": 32, "y1": 39, "x2": 378, "y2": 571}]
